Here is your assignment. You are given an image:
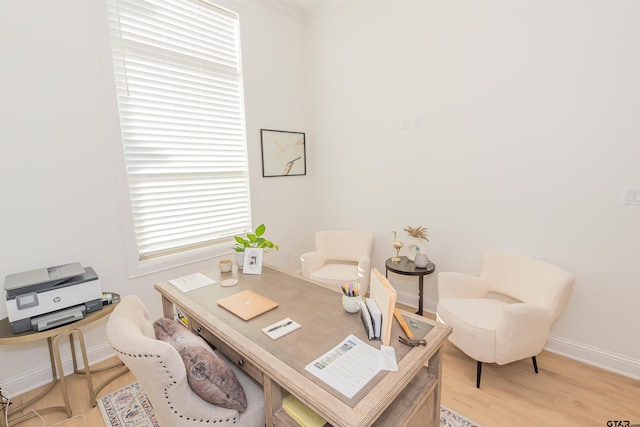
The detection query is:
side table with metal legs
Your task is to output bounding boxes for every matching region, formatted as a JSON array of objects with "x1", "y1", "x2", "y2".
[
  {"x1": 0, "y1": 295, "x2": 127, "y2": 426},
  {"x1": 385, "y1": 256, "x2": 436, "y2": 315}
]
